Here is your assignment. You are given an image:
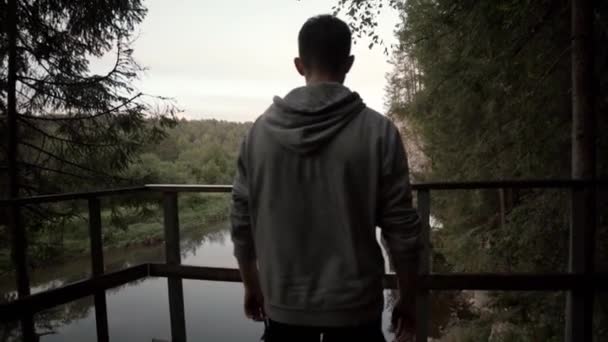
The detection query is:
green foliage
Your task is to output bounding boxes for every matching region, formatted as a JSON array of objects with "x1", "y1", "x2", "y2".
[
  {"x1": 128, "y1": 119, "x2": 250, "y2": 185},
  {"x1": 0, "y1": 119, "x2": 249, "y2": 273},
  {"x1": 361, "y1": 0, "x2": 608, "y2": 339},
  {"x1": 0, "y1": 0, "x2": 179, "y2": 267},
  {"x1": 333, "y1": 0, "x2": 403, "y2": 52},
  {"x1": 78, "y1": 118, "x2": 248, "y2": 254},
  {"x1": 100, "y1": 193, "x2": 231, "y2": 249},
  {"x1": 0, "y1": 0, "x2": 178, "y2": 197}
]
